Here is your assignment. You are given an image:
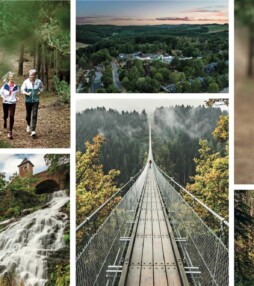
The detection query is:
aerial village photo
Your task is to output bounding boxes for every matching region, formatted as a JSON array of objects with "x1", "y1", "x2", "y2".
[{"x1": 76, "y1": 0, "x2": 228, "y2": 93}]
